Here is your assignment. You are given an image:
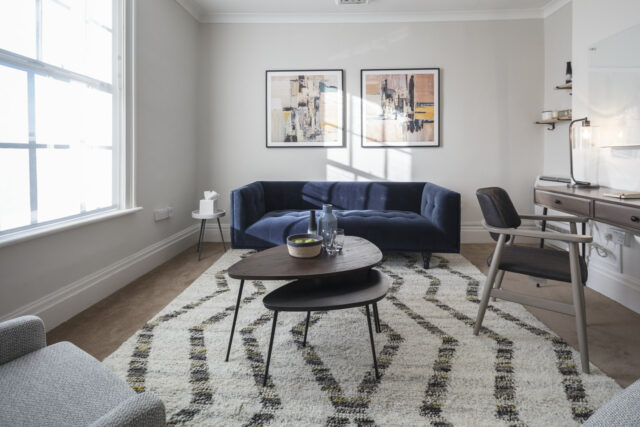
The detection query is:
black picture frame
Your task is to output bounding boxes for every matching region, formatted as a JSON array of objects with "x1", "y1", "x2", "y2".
[
  {"x1": 360, "y1": 68, "x2": 440, "y2": 148},
  {"x1": 266, "y1": 69, "x2": 346, "y2": 148}
]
